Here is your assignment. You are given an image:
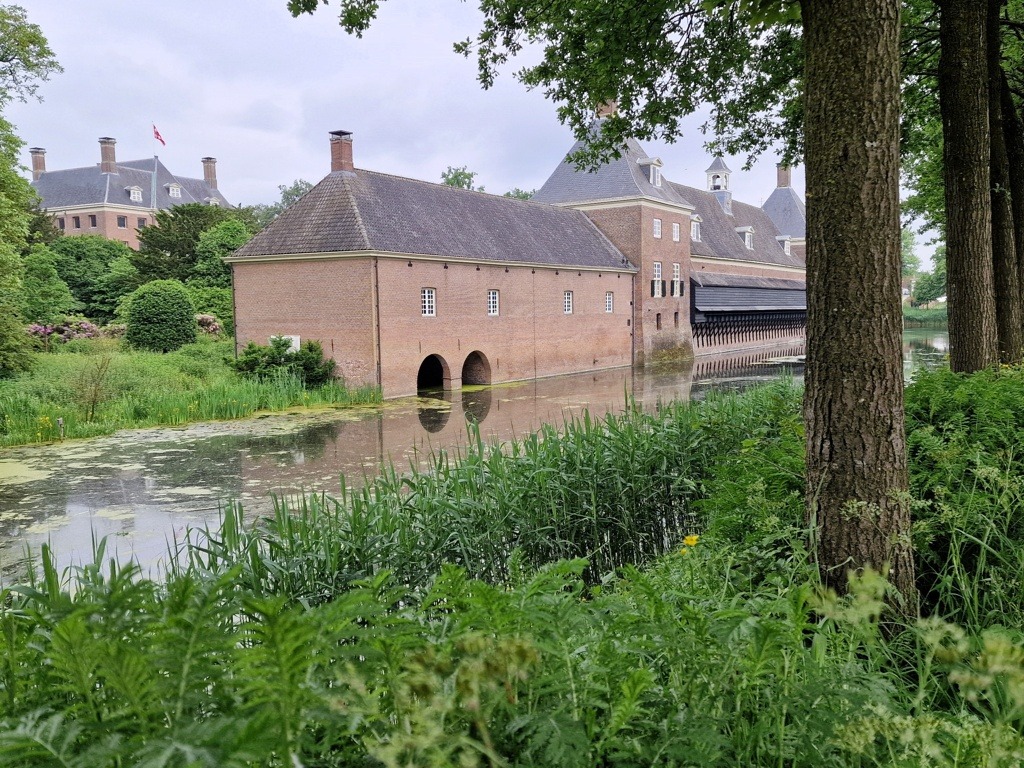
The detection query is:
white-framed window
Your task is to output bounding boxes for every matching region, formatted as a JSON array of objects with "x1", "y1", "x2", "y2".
[
  {"x1": 672, "y1": 263, "x2": 681, "y2": 297},
  {"x1": 691, "y1": 221, "x2": 701, "y2": 241},
  {"x1": 168, "y1": 184, "x2": 182, "y2": 199},
  {"x1": 117, "y1": 215, "x2": 127, "y2": 229},
  {"x1": 651, "y1": 166, "x2": 662, "y2": 187},
  {"x1": 653, "y1": 262, "x2": 663, "y2": 297},
  {"x1": 487, "y1": 289, "x2": 499, "y2": 316},
  {"x1": 128, "y1": 186, "x2": 142, "y2": 202},
  {"x1": 653, "y1": 218, "x2": 662, "y2": 239},
  {"x1": 564, "y1": 290, "x2": 574, "y2": 314},
  {"x1": 653, "y1": 262, "x2": 662, "y2": 280},
  {"x1": 605, "y1": 291, "x2": 614, "y2": 313},
  {"x1": 672, "y1": 222, "x2": 680, "y2": 242},
  {"x1": 745, "y1": 231, "x2": 754, "y2": 249},
  {"x1": 421, "y1": 287, "x2": 436, "y2": 317}
]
